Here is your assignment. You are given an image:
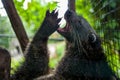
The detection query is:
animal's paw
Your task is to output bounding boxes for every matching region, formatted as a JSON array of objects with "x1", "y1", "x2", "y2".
[
  {"x1": 39, "y1": 9, "x2": 61, "y2": 38},
  {"x1": 45, "y1": 9, "x2": 61, "y2": 27}
]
